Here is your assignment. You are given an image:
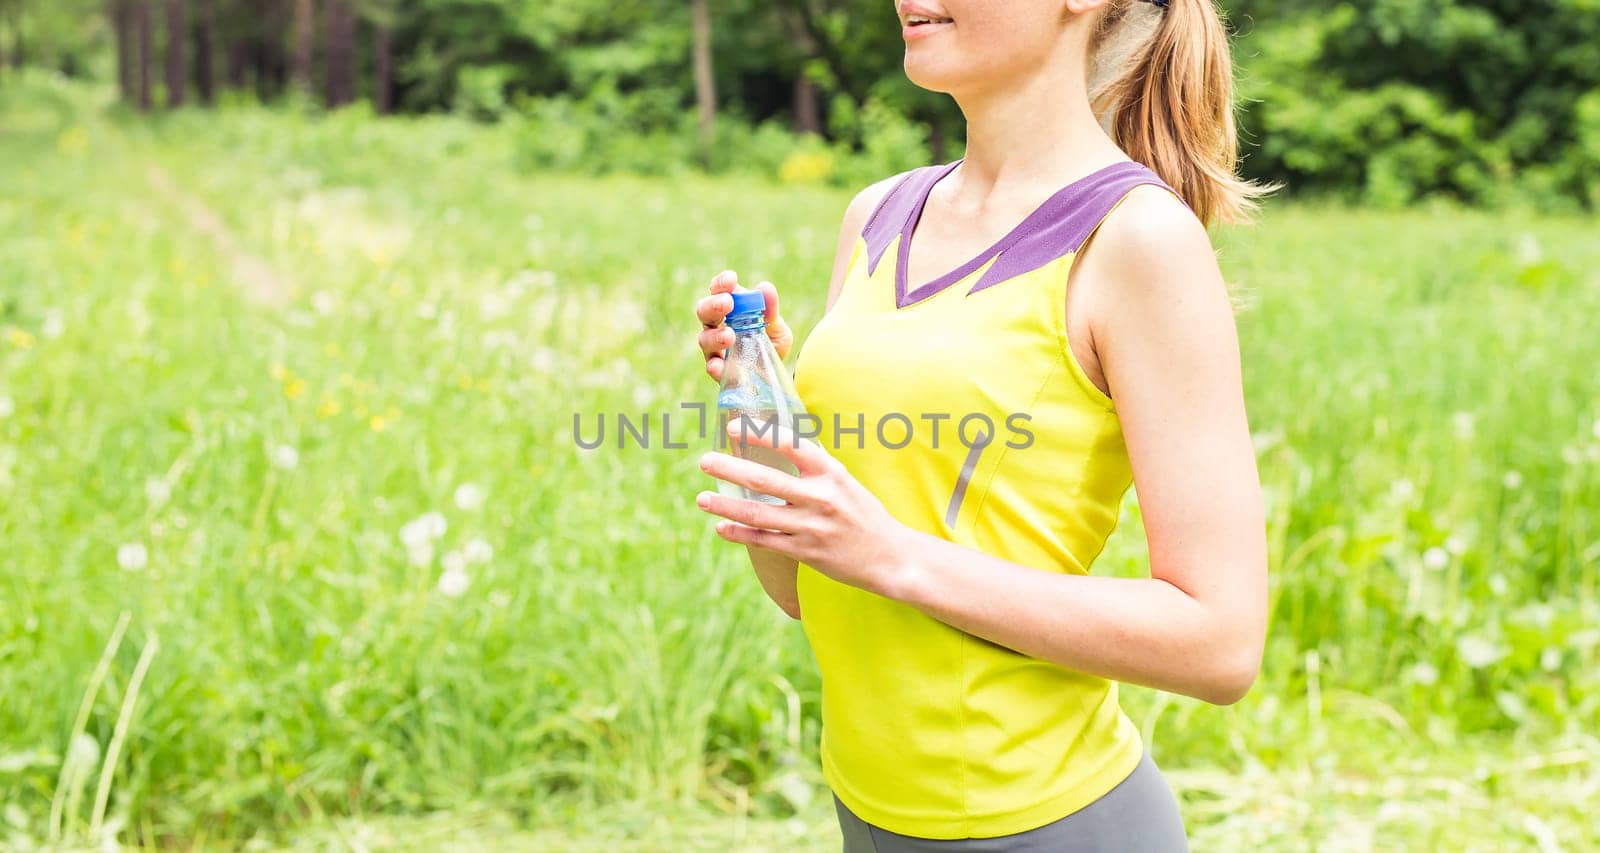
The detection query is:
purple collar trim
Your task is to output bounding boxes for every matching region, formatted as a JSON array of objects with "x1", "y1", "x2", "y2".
[{"x1": 861, "y1": 159, "x2": 1176, "y2": 310}]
